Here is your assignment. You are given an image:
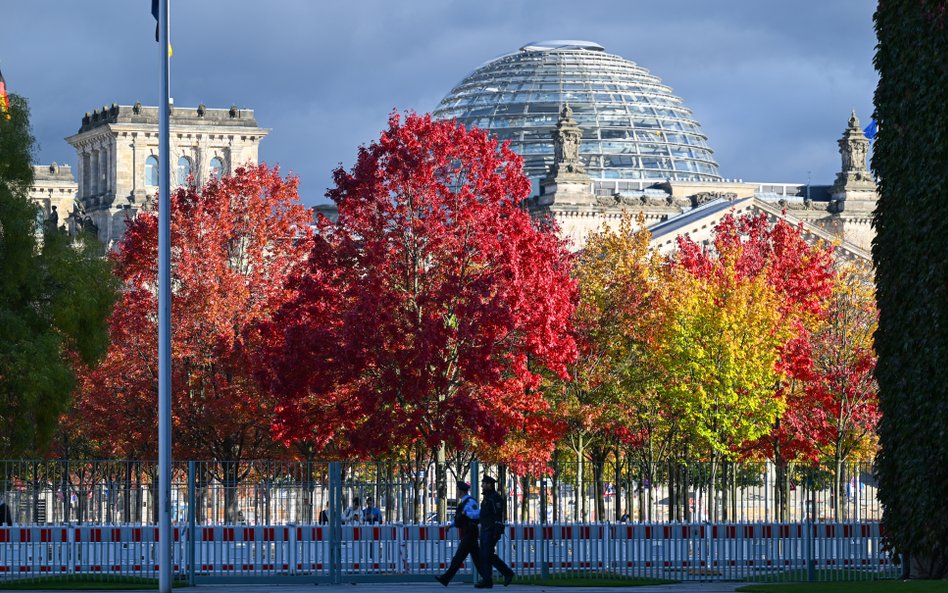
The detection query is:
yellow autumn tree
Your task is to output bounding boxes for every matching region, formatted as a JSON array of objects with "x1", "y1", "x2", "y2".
[{"x1": 657, "y1": 253, "x2": 793, "y2": 519}]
